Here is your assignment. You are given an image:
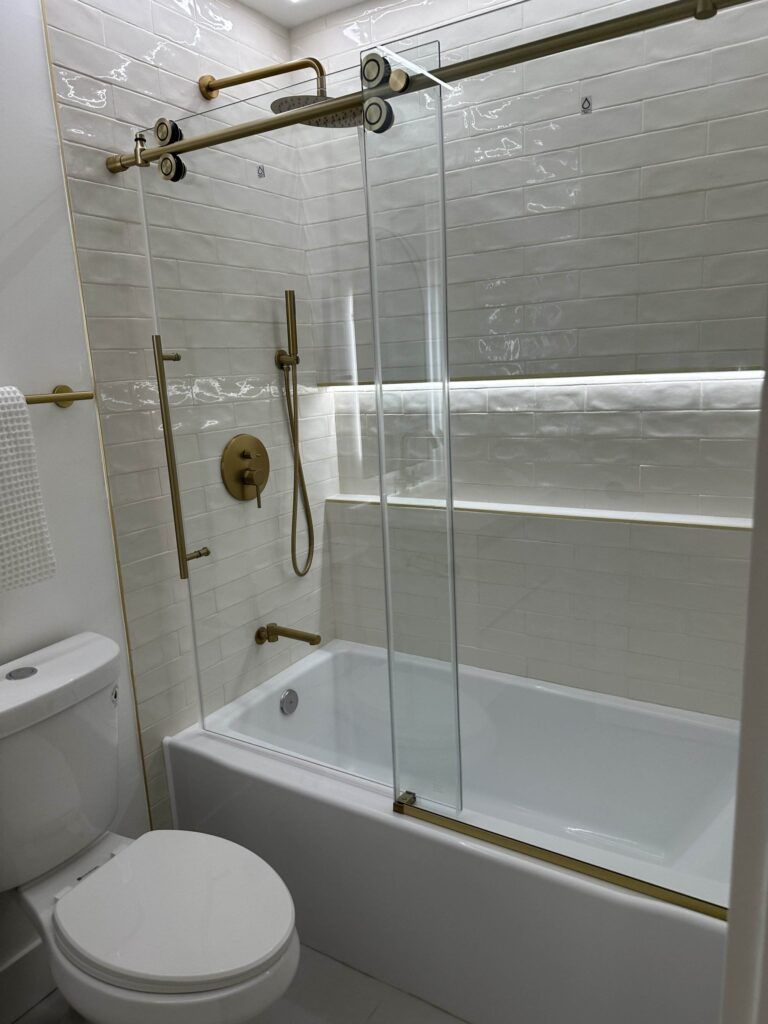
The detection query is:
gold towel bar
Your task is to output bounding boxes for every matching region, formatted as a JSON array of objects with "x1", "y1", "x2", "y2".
[{"x1": 25, "y1": 385, "x2": 95, "y2": 408}]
